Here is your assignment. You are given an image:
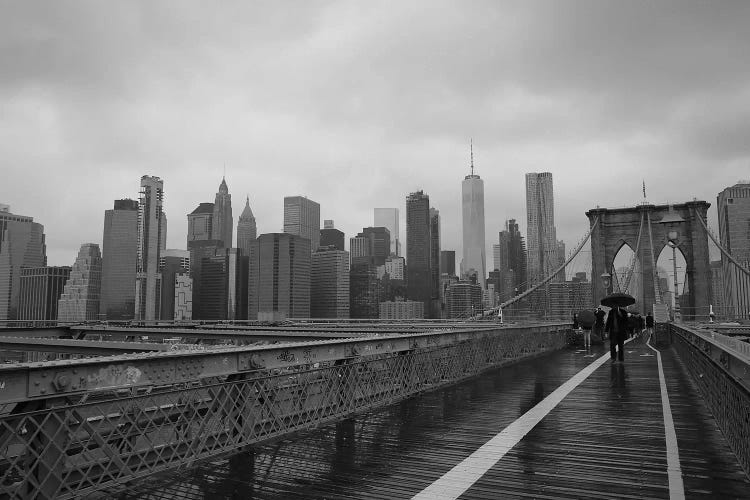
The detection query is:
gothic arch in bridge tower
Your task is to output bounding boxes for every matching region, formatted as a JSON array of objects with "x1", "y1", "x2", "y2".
[{"x1": 586, "y1": 201, "x2": 712, "y2": 320}]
